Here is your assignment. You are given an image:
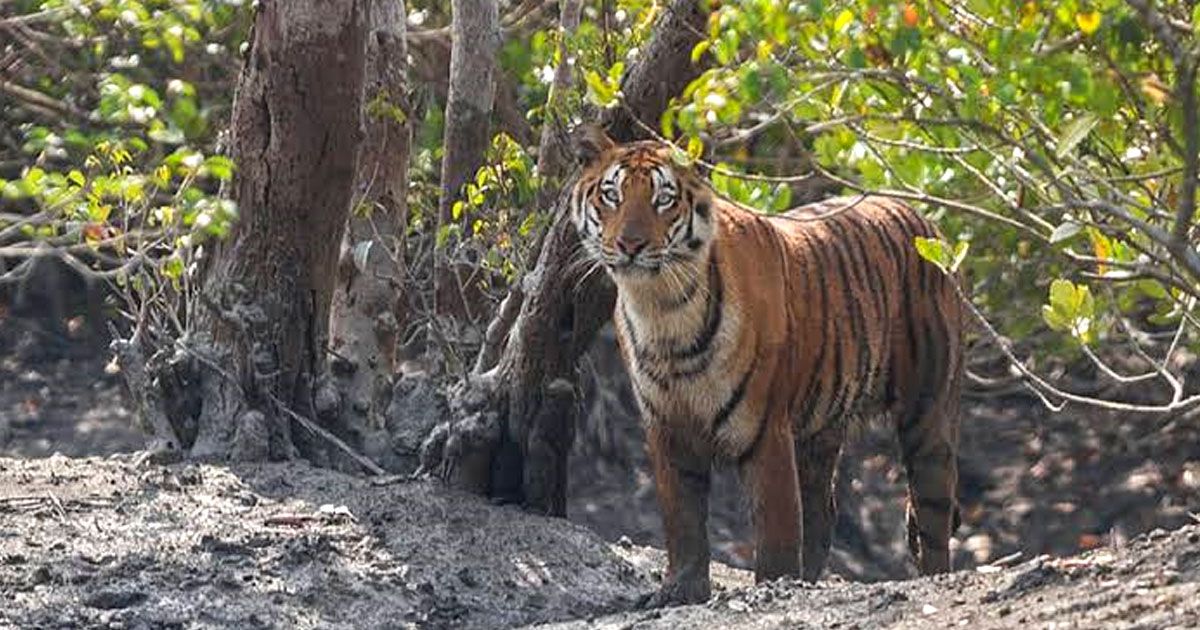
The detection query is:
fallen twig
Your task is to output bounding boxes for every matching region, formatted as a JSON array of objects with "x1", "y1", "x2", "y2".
[
  {"x1": 267, "y1": 393, "x2": 387, "y2": 477},
  {"x1": 263, "y1": 513, "x2": 318, "y2": 527}
]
